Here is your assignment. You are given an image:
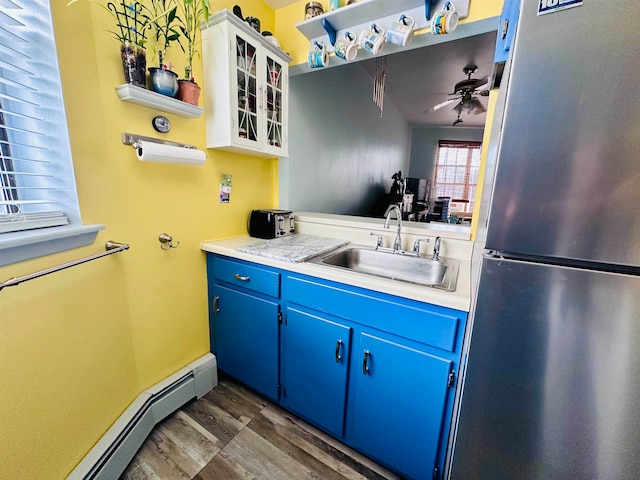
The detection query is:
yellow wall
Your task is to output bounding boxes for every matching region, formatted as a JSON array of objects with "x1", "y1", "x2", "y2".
[
  {"x1": 0, "y1": 1, "x2": 276, "y2": 478},
  {"x1": 0, "y1": 1, "x2": 502, "y2": 478}
]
